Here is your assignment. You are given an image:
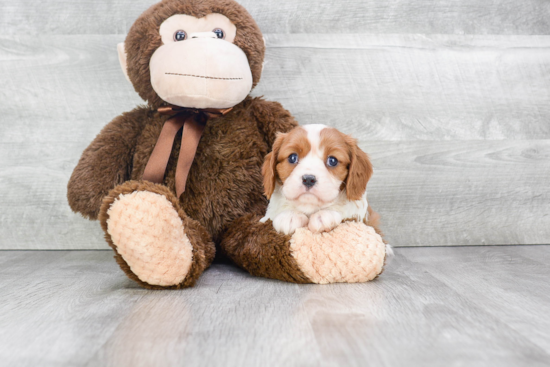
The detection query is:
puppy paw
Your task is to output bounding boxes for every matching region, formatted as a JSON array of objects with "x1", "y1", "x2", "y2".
[
  {"x1": 273, "y1": 211, "x2": 309, "y2": 235},
  {"x1": 308, "y1": 210, "x2": 342, "y2": 233}
]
